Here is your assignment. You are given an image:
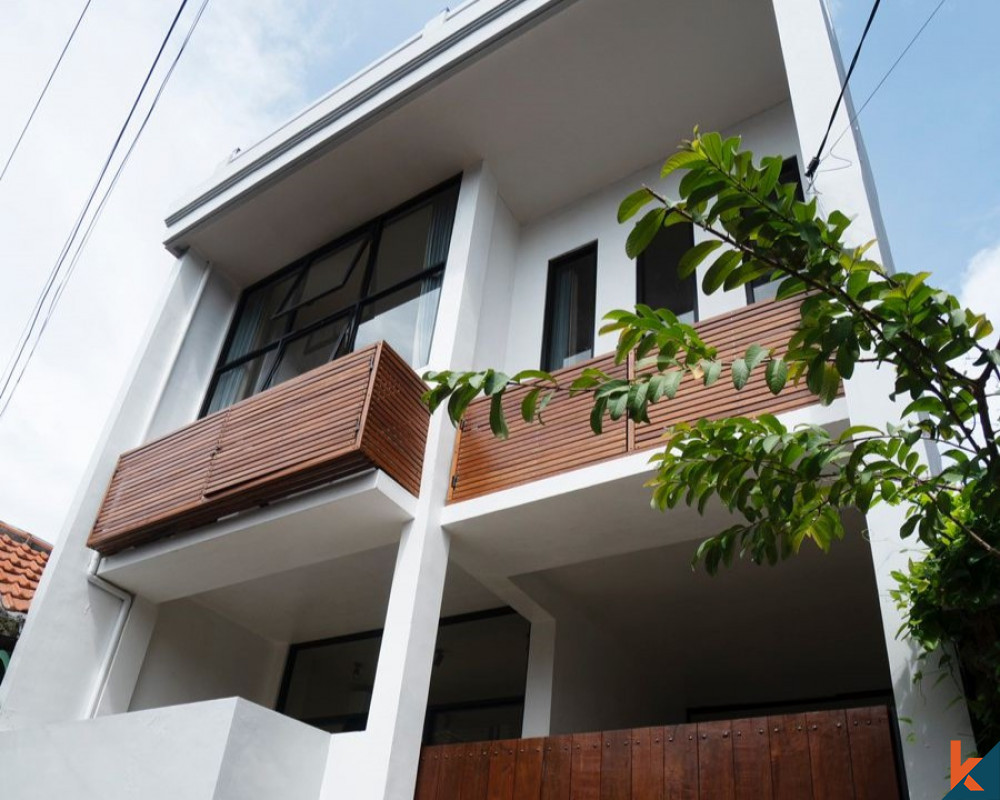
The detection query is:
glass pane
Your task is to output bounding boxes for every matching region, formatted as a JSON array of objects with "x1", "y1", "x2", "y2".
[
  {"x1": 266, "y1": 316, "x2": 353, "y2": 388},
  {"x1": 638, "y1": 224, "x2": 697, "y2": 323},
  {"x1": 222, "y1": 273, "x2": 299, "y2": 364},
  {"x1": 204, "y1": 351, "x2": 277, "y2": 415},
  {"x1": 354, "y1": 273, "x2": 442, "y2": 367},
  {"x1": 281, "y1": 635, "x2": 382, "y2": 725},
  {"x1": 370, "y1": 185, "x2": 459, "y2": 294},
  {"x1": 542, "y1": 246, "x2": 597, "y2": 371},
  {"x1": 280, "y1": 238, "x2": 370, "y2": 328},
  {"x1": 424, "y1": 702, "x2": 524, "y2": 746}
]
